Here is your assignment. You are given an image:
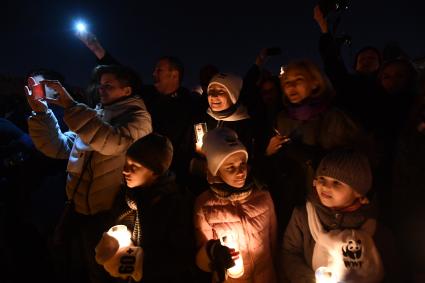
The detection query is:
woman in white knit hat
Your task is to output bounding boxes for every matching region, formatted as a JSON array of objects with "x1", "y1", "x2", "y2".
[
  {"x1": 189, "y1": 73, "x2": 257, "y2": 196},
  {"x1": 194, "y1": 127, "x2": 277, "y2": 283}
]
